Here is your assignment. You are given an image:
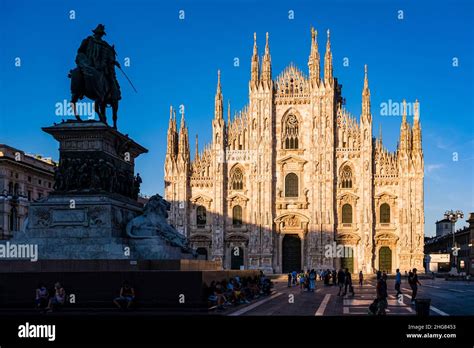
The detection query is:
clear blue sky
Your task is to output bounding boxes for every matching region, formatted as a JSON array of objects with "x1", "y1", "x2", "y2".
[{"x1": 1, "y1": 0, "x2": 473, "y2": 236}]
